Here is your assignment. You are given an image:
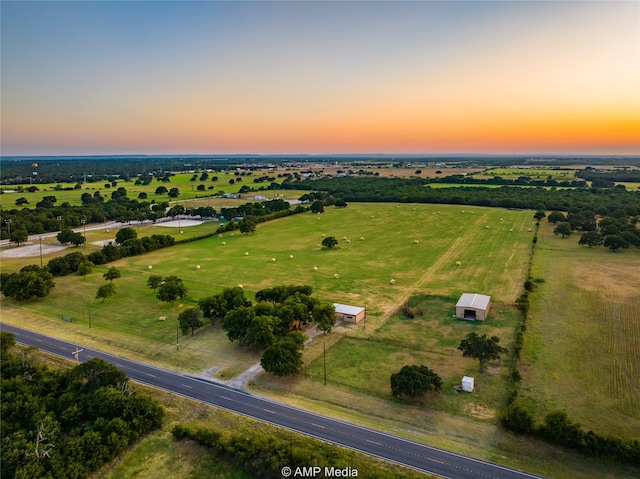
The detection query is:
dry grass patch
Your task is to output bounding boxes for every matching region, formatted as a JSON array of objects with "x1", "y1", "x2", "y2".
[{"x1": 522, "y1": 222, "x2": 640, "y2": 438}]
